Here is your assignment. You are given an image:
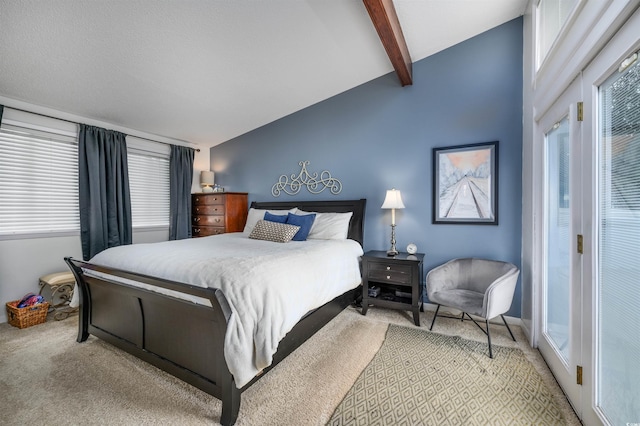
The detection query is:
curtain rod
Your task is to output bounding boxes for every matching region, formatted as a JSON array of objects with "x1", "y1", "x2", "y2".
[{"x1": 5, "y1": 105, "x2": 200, "y2": 152}]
